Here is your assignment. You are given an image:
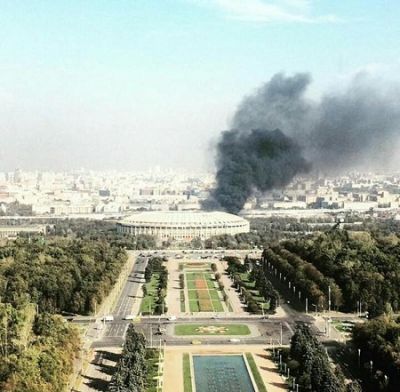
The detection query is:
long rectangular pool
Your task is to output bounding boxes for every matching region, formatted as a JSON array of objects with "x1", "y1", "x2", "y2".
[{"x1": 192, "y1": 355, "x2": 256, "y2": 392}]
